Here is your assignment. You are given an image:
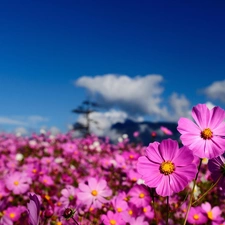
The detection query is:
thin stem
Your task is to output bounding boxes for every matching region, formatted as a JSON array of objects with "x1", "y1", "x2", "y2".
[
  {"x1": 192, "y1": 174, "x2": 223, "y2": 205},
  {"x1": 183, "y1": 158, "x2": 202, "y2": 225},
  {"x1": 72, "y1": 217, "x2": 80, "y2": 225},
  {"x1": 166, "y1": 196, "x2": 169, "y2": 225}
]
